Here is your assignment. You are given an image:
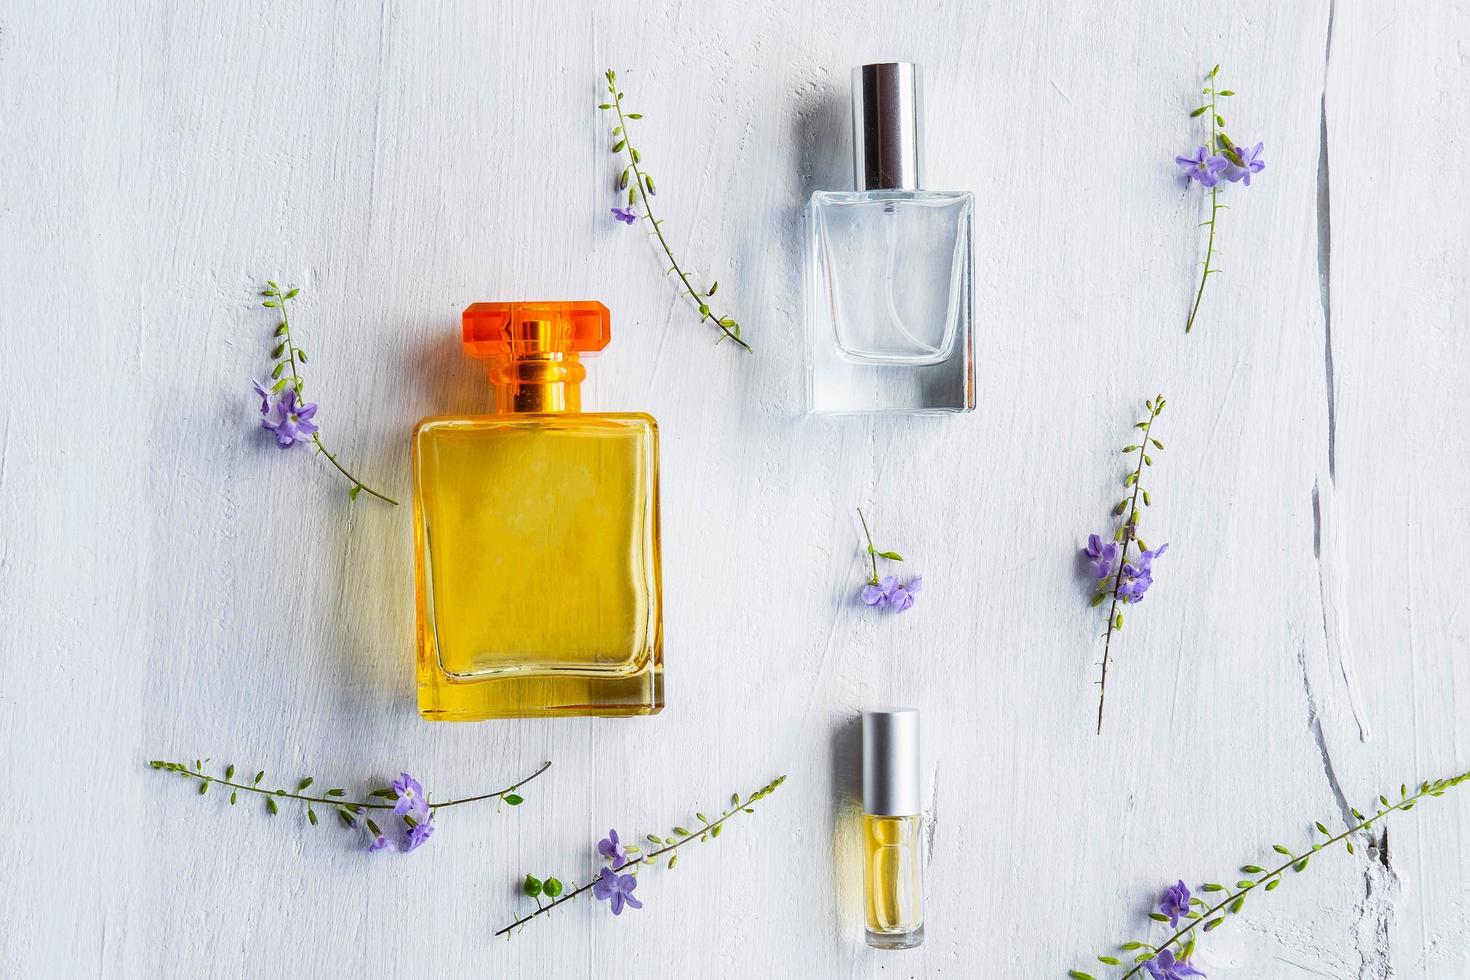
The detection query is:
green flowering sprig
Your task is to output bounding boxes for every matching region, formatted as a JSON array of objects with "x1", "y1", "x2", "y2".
[
  {"x1": 150, "y1": 757, "x2": 549, "y2": 851},
  {"x1": 496, "y1": 773, "x2": 786, "y2": 937},
  {"x1": 1087, "y1": 396, "x2": 1167, "y2": 734},
  {"x1": 1181, "y1": 66, "x2": 1264, "y2": 333},
  {"x1": 598, "y1": 69, "x2": 751, "y2": 351},
  {"x1": 1070, "y1": 769, "x2": 1470, "y2": 979},
  {"x1": 257, "y1": 282, "x2": 399, "y2": 504}
]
